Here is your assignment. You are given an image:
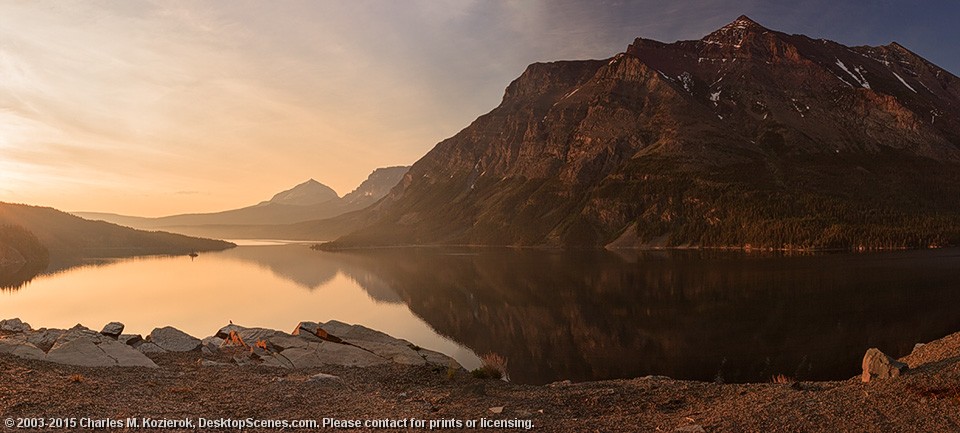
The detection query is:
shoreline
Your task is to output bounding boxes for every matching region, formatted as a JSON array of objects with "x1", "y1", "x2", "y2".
[
  {"x1": 2, "y1": 318, "x2": 959, "y2": 431},
  {"x1": 310, "y1": 242, "x2": 954, "y2": 254}
]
